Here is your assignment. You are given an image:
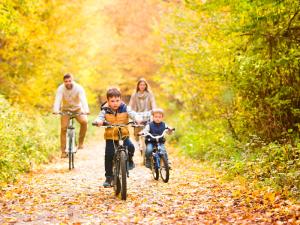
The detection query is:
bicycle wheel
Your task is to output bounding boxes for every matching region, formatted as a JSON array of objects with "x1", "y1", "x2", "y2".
[
  {"x1": 113, "y1": 159, "x2": 121, "y2": 195},
  {"x1": 160, "y1": 154, "x2": 169, "y2": 183},
  {"x1": 120, "y1": 150, "x2": 127, "y2": 200},
  {"x1": 68, "y1": 136, "x2": 73, "y2": 170},
  {"x1": 71, "y1": 153, "x2": 74, "y2": 169},
  {"x1": 140, "y1": 137, "x2": 146, "y2": 165},
  {"x1": 151, "y1": 156, "x2": 159, "y2": 180}
]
